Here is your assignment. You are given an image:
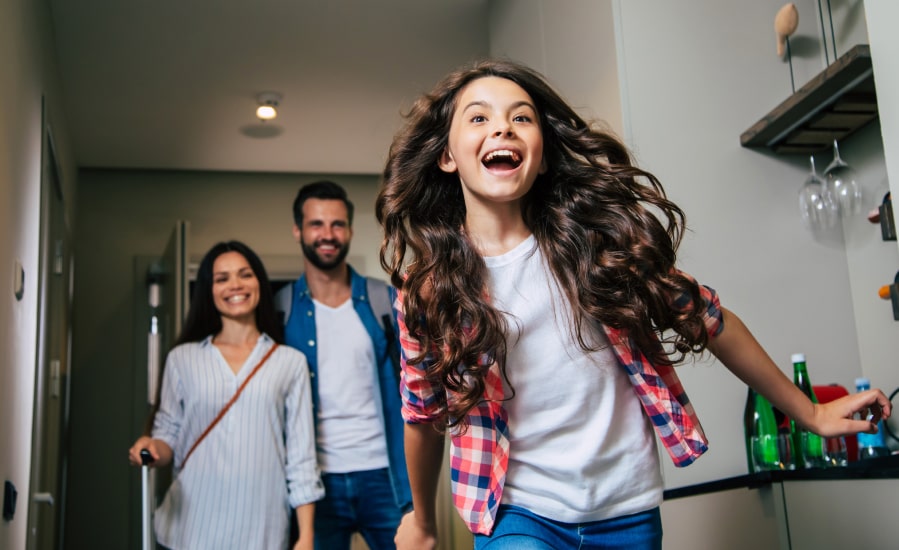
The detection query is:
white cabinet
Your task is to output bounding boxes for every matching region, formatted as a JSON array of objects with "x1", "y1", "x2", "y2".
[{"x1": 662, "y1": 476, "x2": 899, "y2": 549}]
